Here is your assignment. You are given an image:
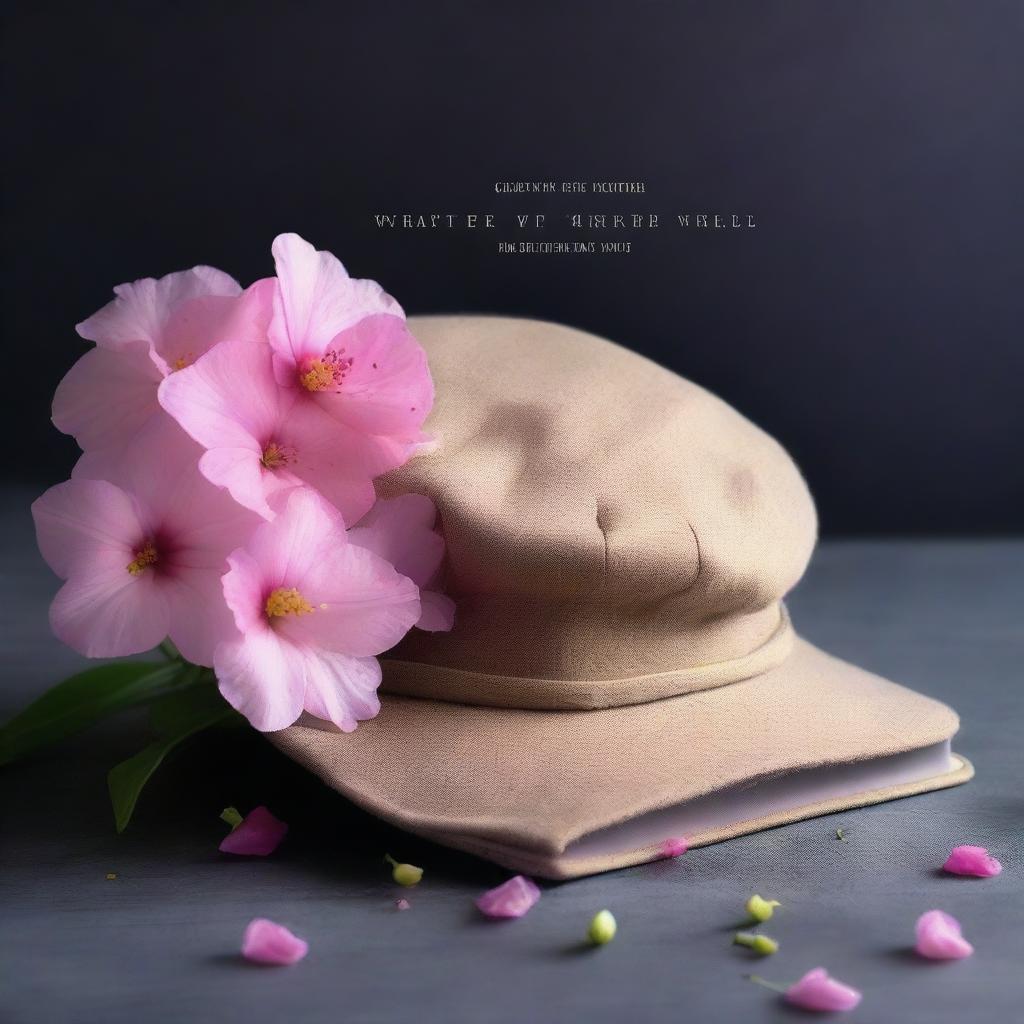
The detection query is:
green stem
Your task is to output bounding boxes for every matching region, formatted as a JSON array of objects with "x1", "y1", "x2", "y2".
[{"x1": 746, "y1": 975, "x2": 789, "y2": 994}]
